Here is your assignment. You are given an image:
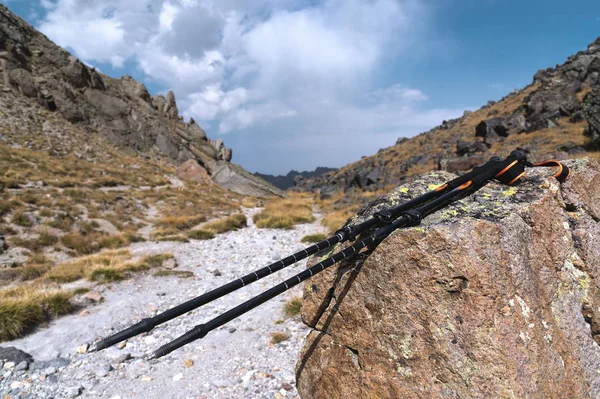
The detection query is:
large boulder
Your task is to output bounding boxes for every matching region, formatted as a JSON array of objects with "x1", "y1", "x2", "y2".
[
  {"x1": 297, "y1": 158, "x2": 600, "y2": 399},
  {"x1": 83, "y1": 89, "x2": 129, "y2": 118},
  {"x1": 8, "y1": 67, "x2": 36, "y2": 97},
  {"x1": 211, "y1": 162, "x2": 283, "y2": 198}
]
